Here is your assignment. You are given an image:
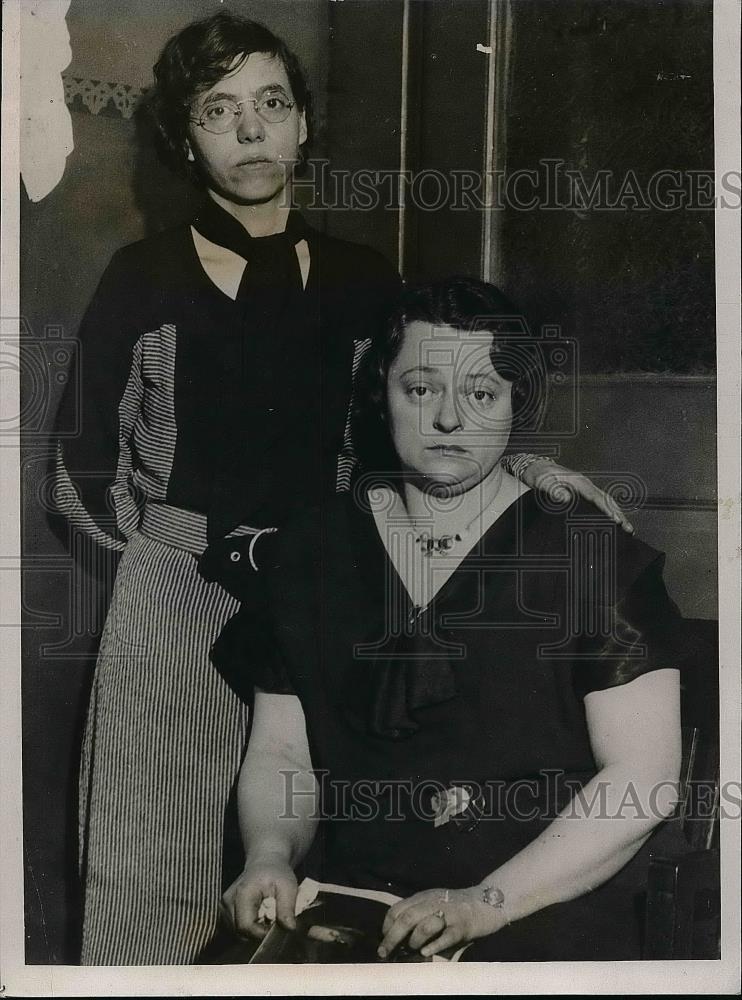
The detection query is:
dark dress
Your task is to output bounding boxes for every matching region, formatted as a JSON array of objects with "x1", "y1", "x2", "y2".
[{"x1": 214, "y1": 486, "x2": 688, "y2": 961}]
